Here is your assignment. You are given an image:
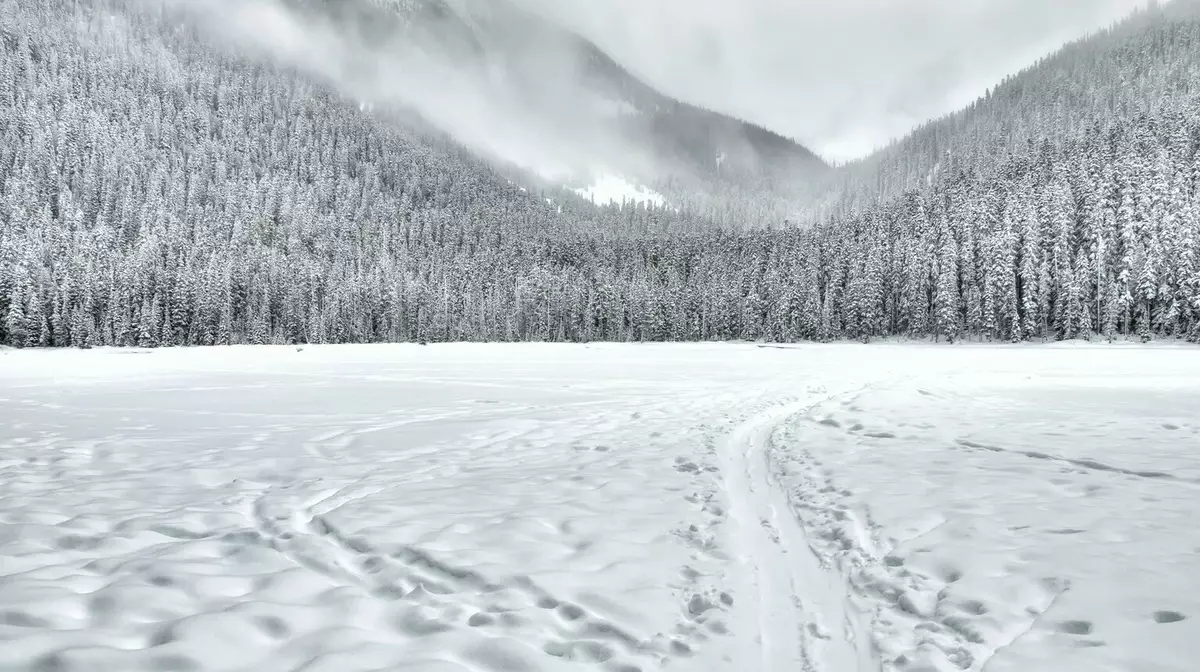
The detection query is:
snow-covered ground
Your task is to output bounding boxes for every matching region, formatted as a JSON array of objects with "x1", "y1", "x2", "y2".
[
  {"x1": 573, "y1": 175, "x2": 666, "y2": 208},
  {"x1": 1, "y1": 343, "x2": 1197, "y2": 672}
]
